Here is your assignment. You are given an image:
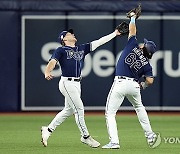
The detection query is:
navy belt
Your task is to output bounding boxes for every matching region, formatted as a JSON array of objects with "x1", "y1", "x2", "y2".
[
  {"x1": 118, "y1": 76, "x2": 138, "y2": 82},
  {"x1": 68, "y1": 78, "x2": 81, "y2": 82}
]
